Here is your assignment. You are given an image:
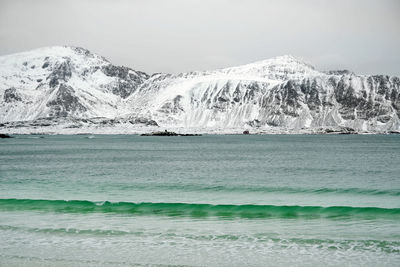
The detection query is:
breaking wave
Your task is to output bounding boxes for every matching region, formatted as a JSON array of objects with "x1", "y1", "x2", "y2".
[{"x1": 1, "y1": 198, "x2": 399, "y2": 220}]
